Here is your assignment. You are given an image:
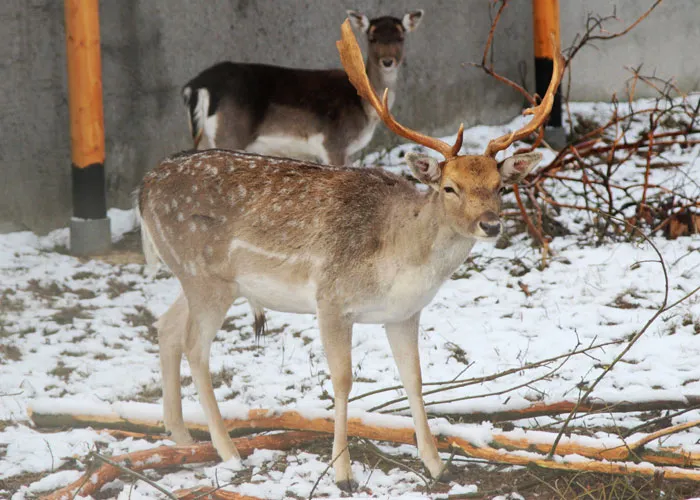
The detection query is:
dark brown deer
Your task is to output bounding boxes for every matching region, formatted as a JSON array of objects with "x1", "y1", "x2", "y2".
[
  {"x1": 140, "y1": 20, "x2": 563, "y2": 492},
  {"x1": 181, "y1": 10, "x2": 423, "y2": 165}
]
